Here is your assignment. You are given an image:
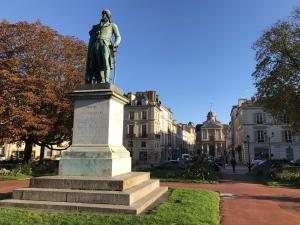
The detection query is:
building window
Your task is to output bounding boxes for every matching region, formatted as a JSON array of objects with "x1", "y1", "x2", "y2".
[
  {"x1": 202, "y1": 130, "x2": 208, "y2": 140},
  {"x1": 139, "y1": 152, "x2": 147, "y2": 161},
  {"x1": 141, "y1": 141, "x2": 146, "y2": 148},
  {"x1": 142, "y1": 99, "x2": 148, "y2": 105},
  {"x1": 128, "y1": 141, "x2": 133, "y2": 147},
  {"x1": 129, "y1": 112, "x2": 134, "y2": 120},
  {"x1": 0, "y1": 146, "x2": 5, "y2": 155},
  {"x1": 216, "y1": 130, "x2": 221, "y2": 140},
  {"x1": 286, "y1": 146, "x2": 294, "y2": 161},
  {"x1": 131, "y1": 100, "x2": 137, "y2": 106},
  {"x1": 142, "y1": 111, "x2": 147, "y2": 120},
  {"x1": 208, "y1": 129, "x2": 214, "y2": 141},
  {"x1": 282, "y1": 114, "x2": 289, "y2": 124},
  {"x1": 284, "y1": 130, "x2": 292, "y2": 143},
  {"x1": 141, "y1": 124, "x2": 147, "y2": 137},
  {"x1": 256, "y1": 113, "x2": 263, "y2": 124},
  {"x1": 257, "y1": 130, "x2": 265, "y2": 143},
  {"x1": 128, "y1": 124, "x2": 134, "y2": 136}
]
